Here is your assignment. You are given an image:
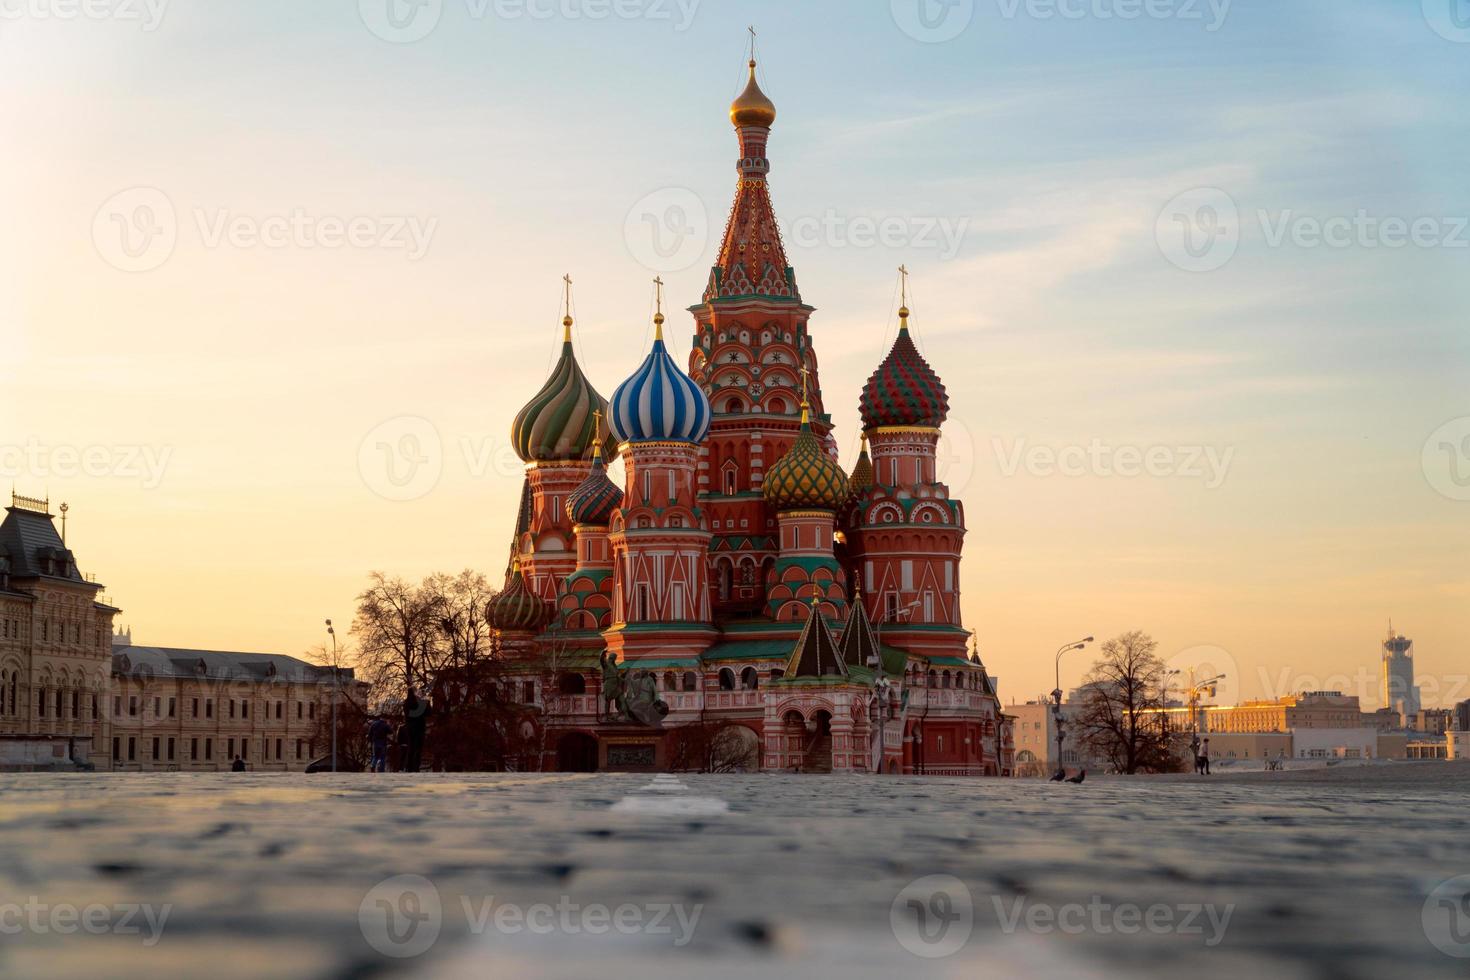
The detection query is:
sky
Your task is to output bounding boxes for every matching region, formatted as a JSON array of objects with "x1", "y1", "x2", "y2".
[{"x1": 2, "y1": 0, "x2": 1467, "y2": 710}]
